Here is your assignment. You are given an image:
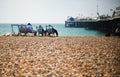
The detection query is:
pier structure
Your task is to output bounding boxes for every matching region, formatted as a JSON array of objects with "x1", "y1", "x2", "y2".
[{"x1": 65, "y1": 6, "x2": 120, "y2": 33}]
